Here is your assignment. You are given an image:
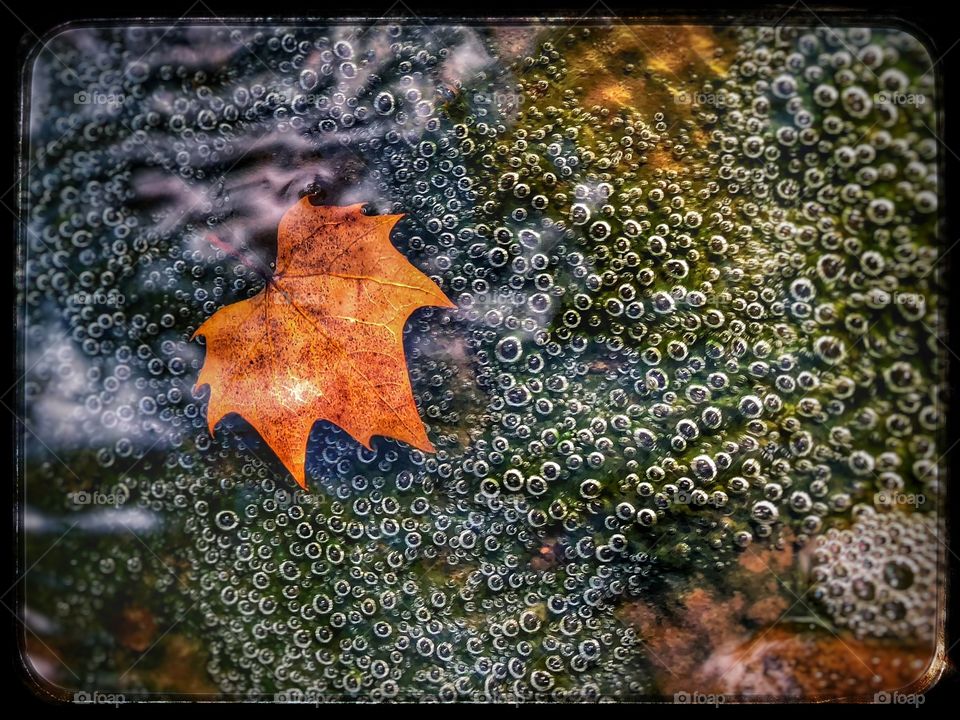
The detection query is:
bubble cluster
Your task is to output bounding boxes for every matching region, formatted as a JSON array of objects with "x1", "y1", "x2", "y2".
[
  {"x1": 21, "y1": 22, "x2": 943, "y2": 700},
  {"x1": 810, "y1": 508, "x2": 939, "y2": 641}
]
